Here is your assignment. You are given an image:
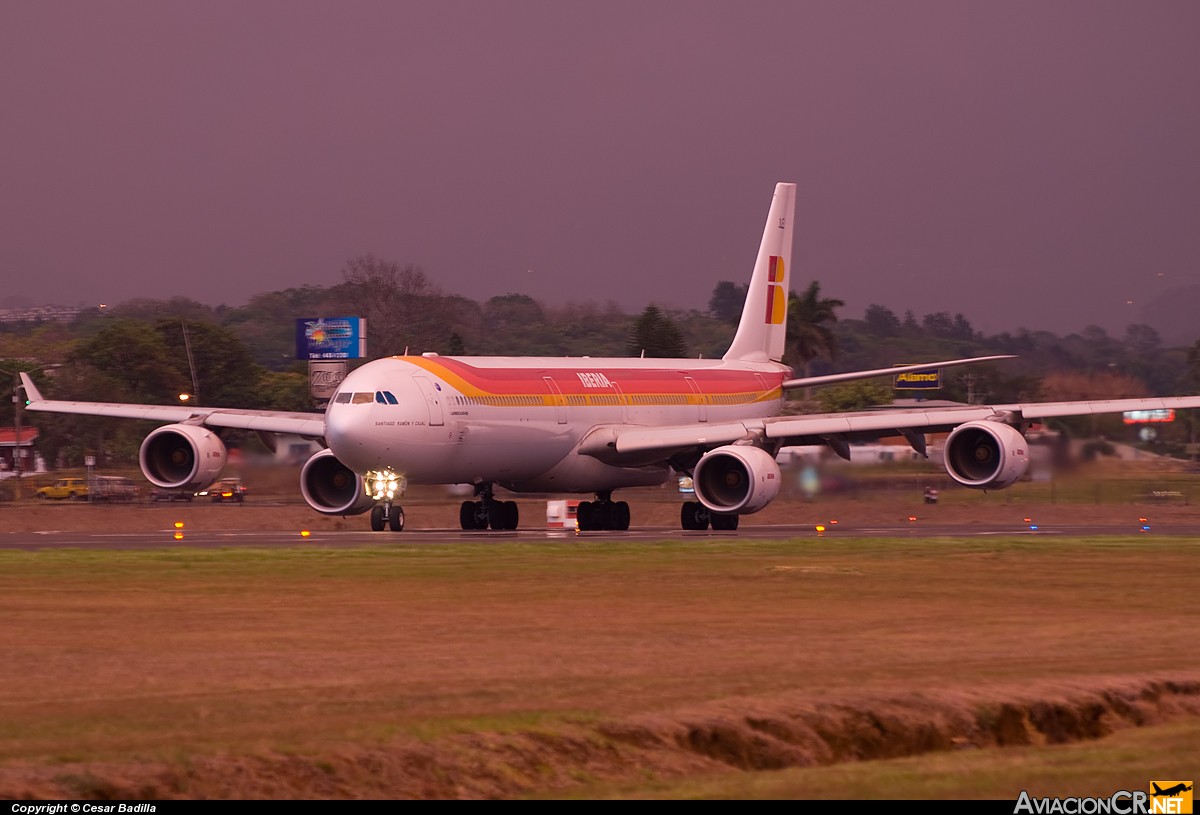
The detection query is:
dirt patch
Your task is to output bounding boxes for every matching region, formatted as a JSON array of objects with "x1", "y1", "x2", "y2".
[{"x1": 2, "y1": 677, "x2": 1197, "y2": 799}]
